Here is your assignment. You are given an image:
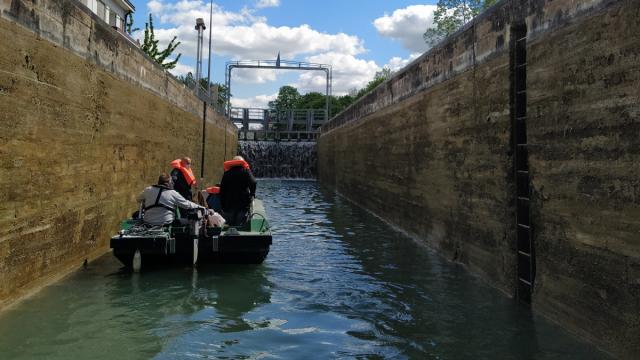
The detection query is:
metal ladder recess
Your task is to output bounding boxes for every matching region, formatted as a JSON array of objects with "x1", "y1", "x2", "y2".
[{"x1": 512, "y1": 26, "x2": 534, "y2": 303}]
